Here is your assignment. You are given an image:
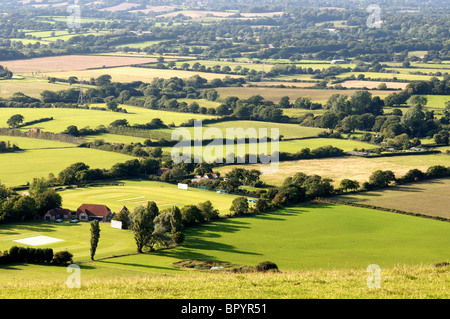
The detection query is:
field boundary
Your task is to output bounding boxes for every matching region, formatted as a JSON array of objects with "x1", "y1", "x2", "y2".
[{"x1": 313, "y1": 198, "x2": 450, "y2": 223}]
